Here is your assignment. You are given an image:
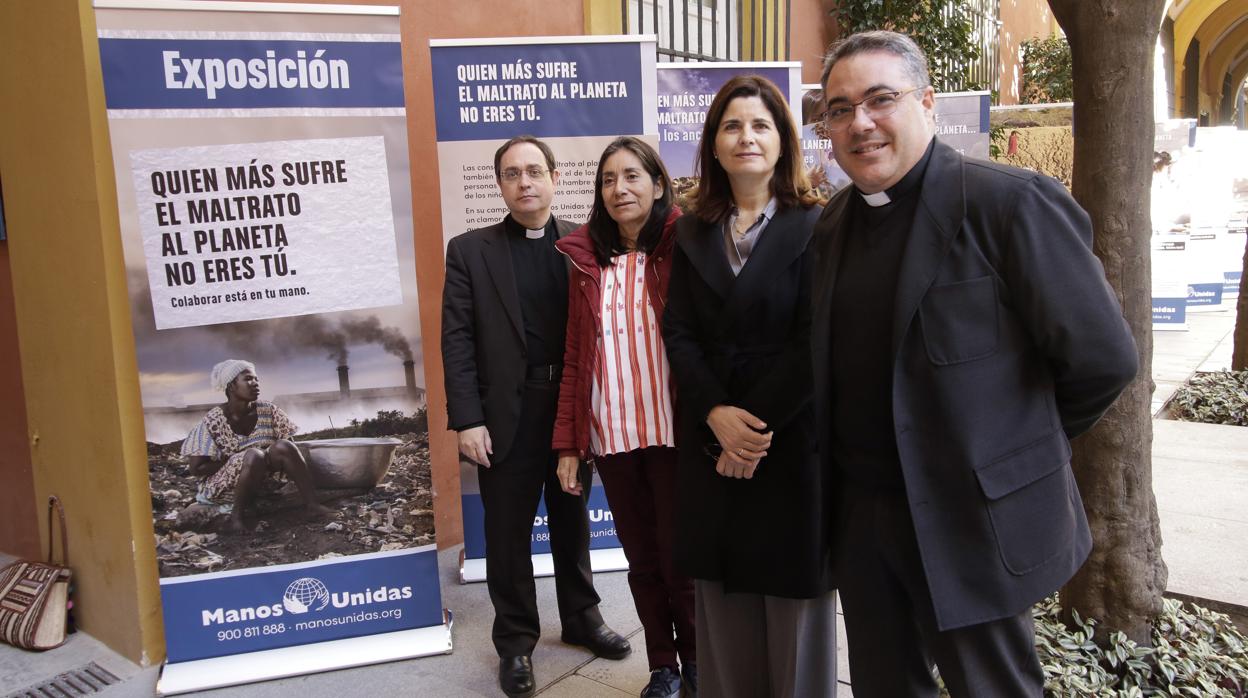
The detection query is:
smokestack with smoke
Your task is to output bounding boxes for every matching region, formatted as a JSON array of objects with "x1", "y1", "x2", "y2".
[
  {"x1": 404, "y1": 360, "x2": 417, "y2": 393},
  {"x1": 196, "y1": 312, "x2": 350, "y2": 364},
  {"x1": 337, "y1": 365, "x2": 350, "y2": 398},
  {"x1": 195, "y1": 313, "x2": 411, "y2": 367},
  {"x1": 341, "y1": 316, "x2": 414, "y2": 361}
]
